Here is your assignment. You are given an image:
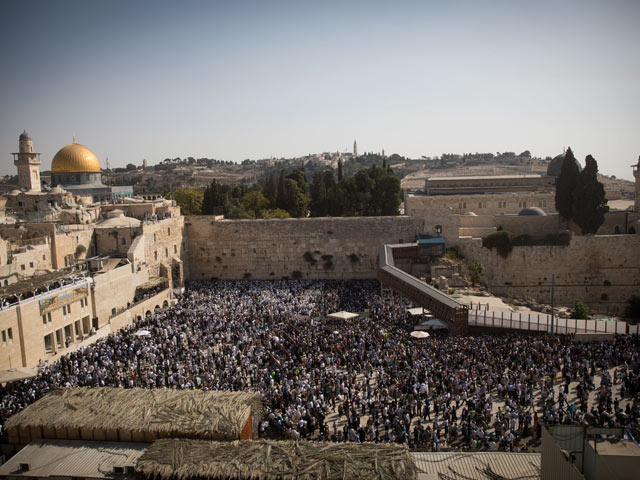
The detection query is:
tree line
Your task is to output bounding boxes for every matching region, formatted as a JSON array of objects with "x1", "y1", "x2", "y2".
[{"x1": 197, "y1": 161, "x2": 402, "y2": 219}]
